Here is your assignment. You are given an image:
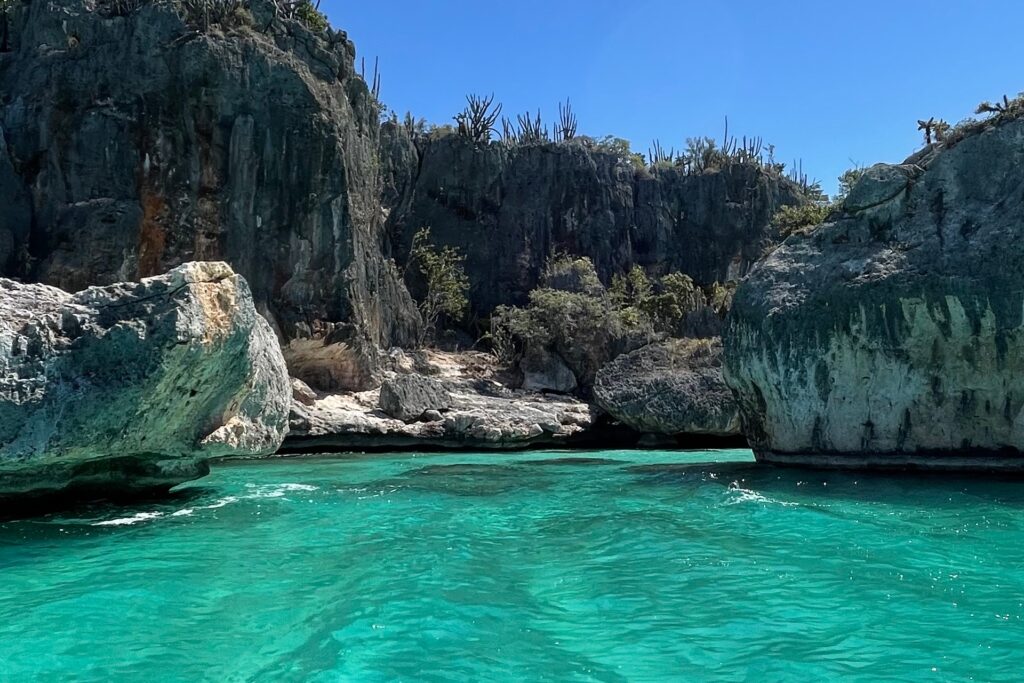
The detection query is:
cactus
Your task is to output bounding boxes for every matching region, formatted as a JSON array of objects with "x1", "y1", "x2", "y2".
[
  {"x1": 976, "y1": 94, "x2": 1011, "y2": 115},
  {"x1": 647, "y1": 140, "x2": 675, "y2": 168},
  {"x1": 917, "y1": 117, "x2": 937, "y2": 144},
  {"x1": 514, "y1": 109, "x2": 547, "y2": 144},
  {"x1": 554, "y1": 98, "x2": 577, "y2": 142},
  {"x1": 453, "y1": 93, "x2": 502, "y2": 143},
  {"x1": 360, "y1": 57, "x2": 381, "y2": 100}
]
